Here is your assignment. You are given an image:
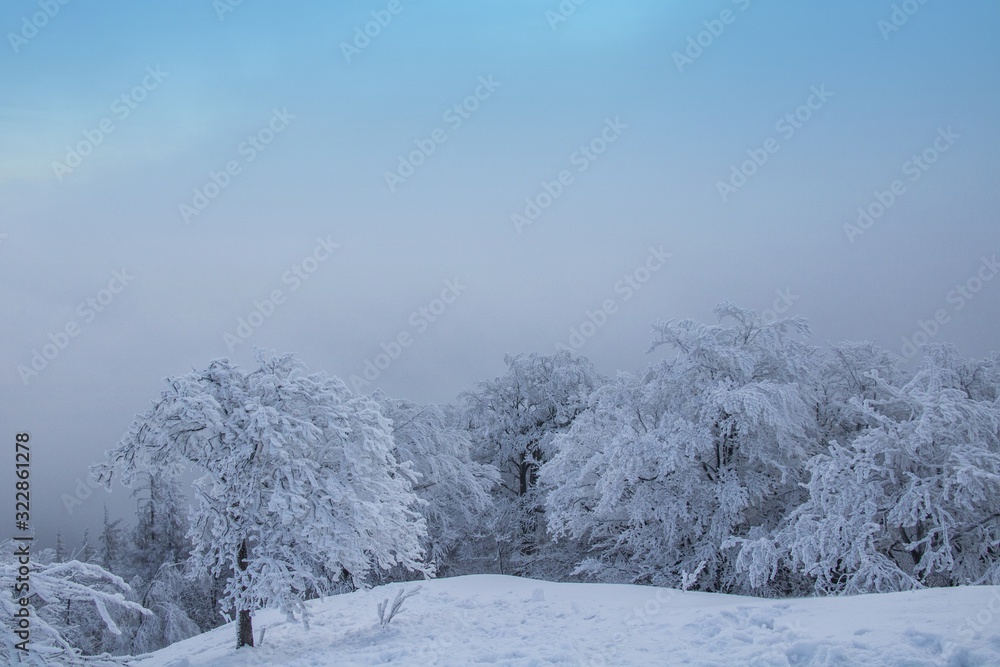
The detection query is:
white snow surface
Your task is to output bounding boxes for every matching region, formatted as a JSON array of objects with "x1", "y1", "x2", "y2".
[{"x1": 138, "y1": 575, "x2": 1000, "y2": 666}]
